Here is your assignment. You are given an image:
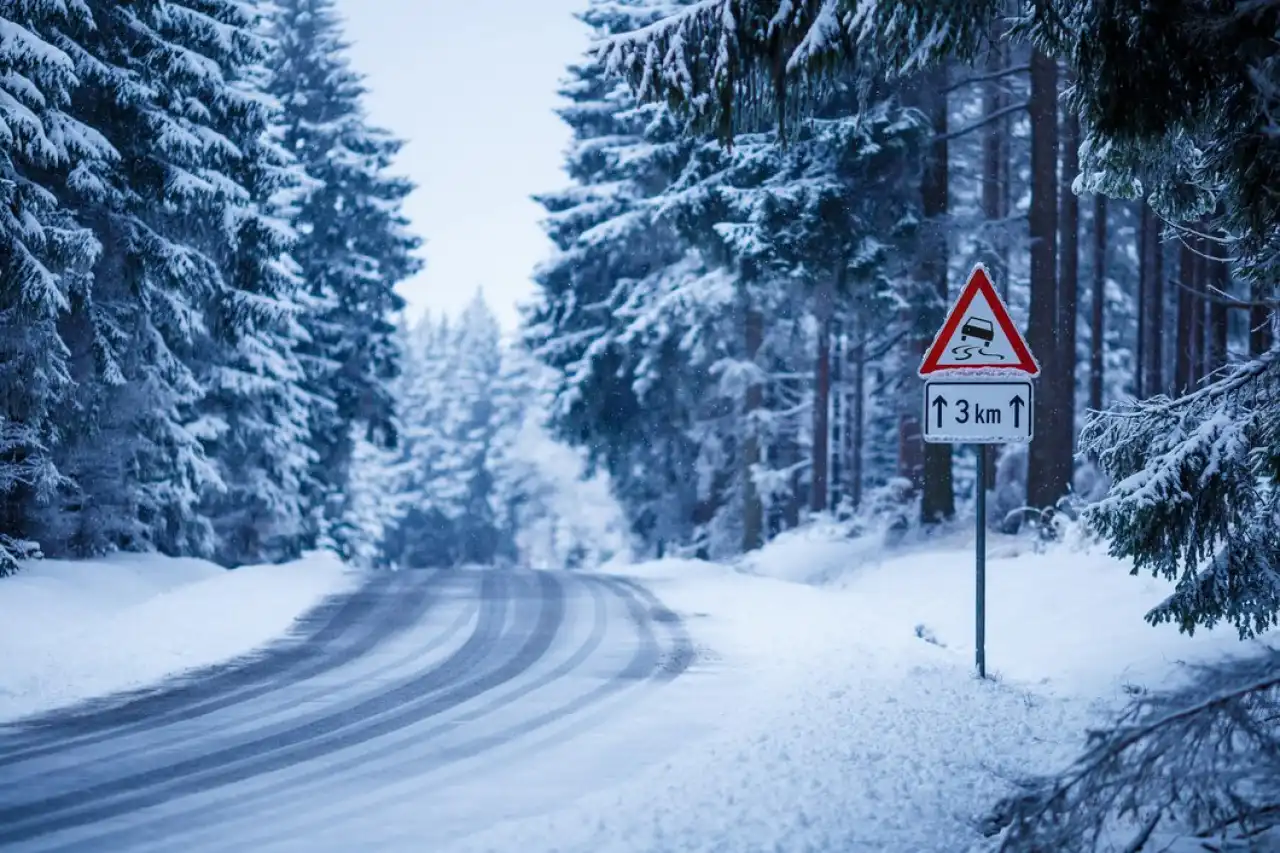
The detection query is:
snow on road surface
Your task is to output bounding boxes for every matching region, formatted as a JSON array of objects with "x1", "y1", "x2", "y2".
[
  {"x1": 0, "y1": 552, "x2": 356, "y2": 724},
  {"x1": 442, "y1": 525, "x2": 1250, "y2": 853}
]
